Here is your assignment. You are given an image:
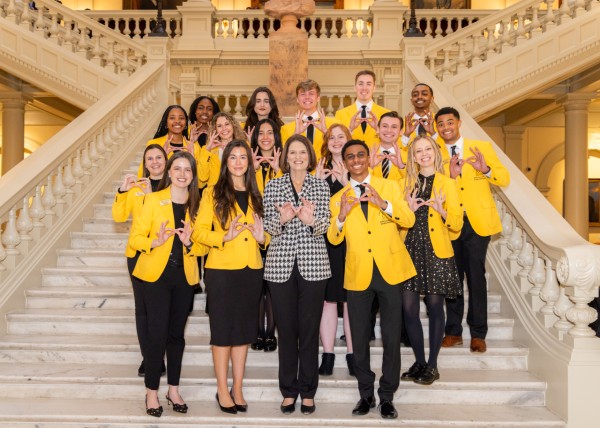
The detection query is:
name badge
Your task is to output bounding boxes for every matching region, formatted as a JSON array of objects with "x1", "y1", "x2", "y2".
[{"x1": 160, "y1": 199, "x2": 171, "y2": 206}]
